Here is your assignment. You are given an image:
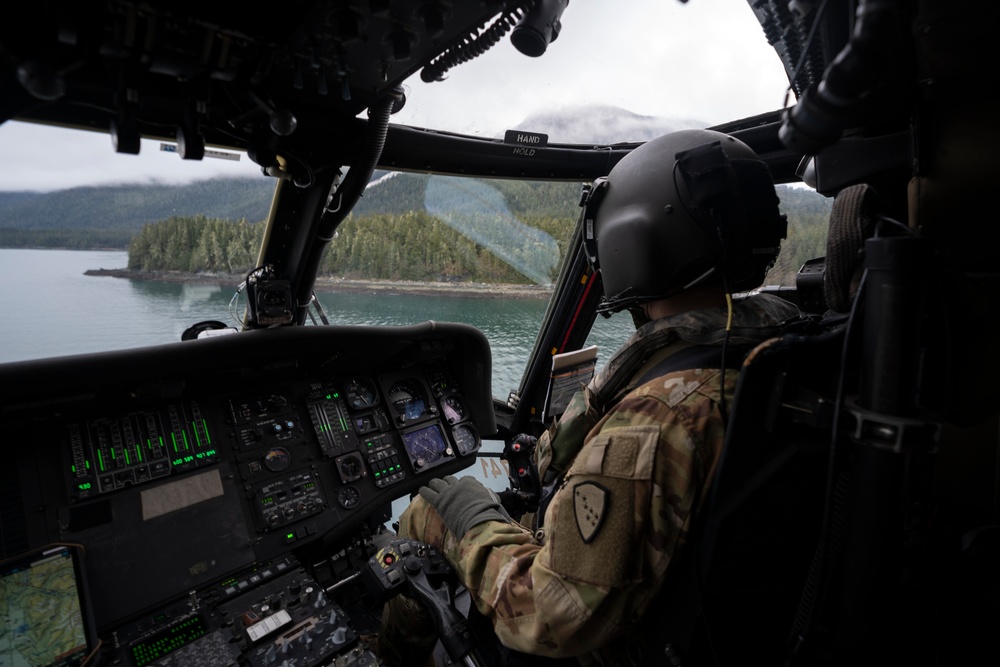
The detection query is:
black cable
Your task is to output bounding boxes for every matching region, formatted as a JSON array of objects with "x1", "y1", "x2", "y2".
[
  {"x1": 718, "y1": 291, "x2": 734, "y2": 426},
  {"x1": 420, "y1": 2, "x2": 534, "y2": 82},
  {"x1": 783, "y1": 0, "x2": 832, "y2": 107}
]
